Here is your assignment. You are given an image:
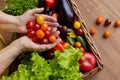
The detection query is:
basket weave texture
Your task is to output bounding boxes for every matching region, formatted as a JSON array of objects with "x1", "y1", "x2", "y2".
[{"x1": 68, "y1": 0, "x2": 103, "y2": 79}]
